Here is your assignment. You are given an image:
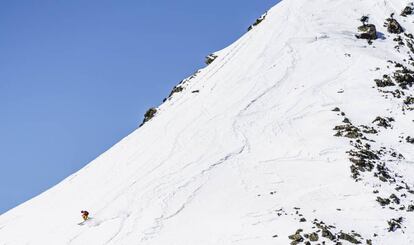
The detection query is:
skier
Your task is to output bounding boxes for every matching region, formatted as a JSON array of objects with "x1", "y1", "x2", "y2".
[{"x1": 81, "y1": 210, "x2": 89, "y2": 221}]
